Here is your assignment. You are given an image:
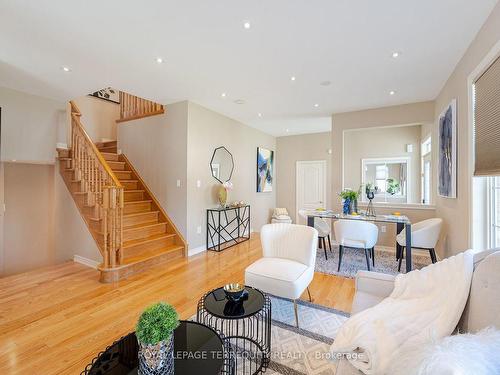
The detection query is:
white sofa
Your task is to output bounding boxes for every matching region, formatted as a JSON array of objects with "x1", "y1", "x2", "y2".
[{"x1": 335, "y1": 249, "x2": 500, "y2": 374}]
